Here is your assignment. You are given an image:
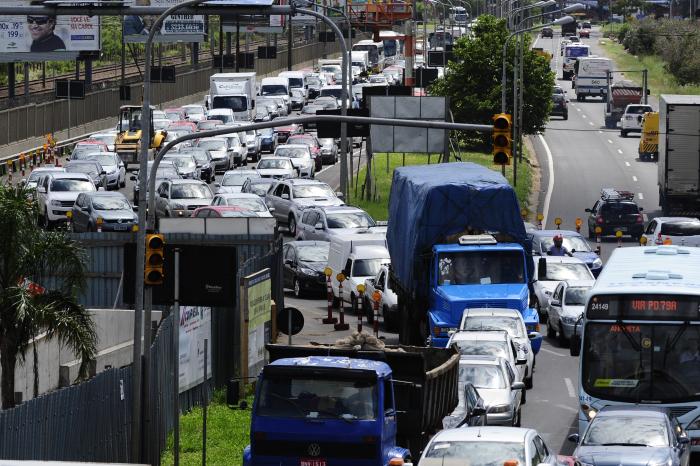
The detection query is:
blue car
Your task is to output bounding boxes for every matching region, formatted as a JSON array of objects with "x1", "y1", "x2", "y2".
[{"x1": 528, "y1": 229, "x2": 603, "y2": 277}]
